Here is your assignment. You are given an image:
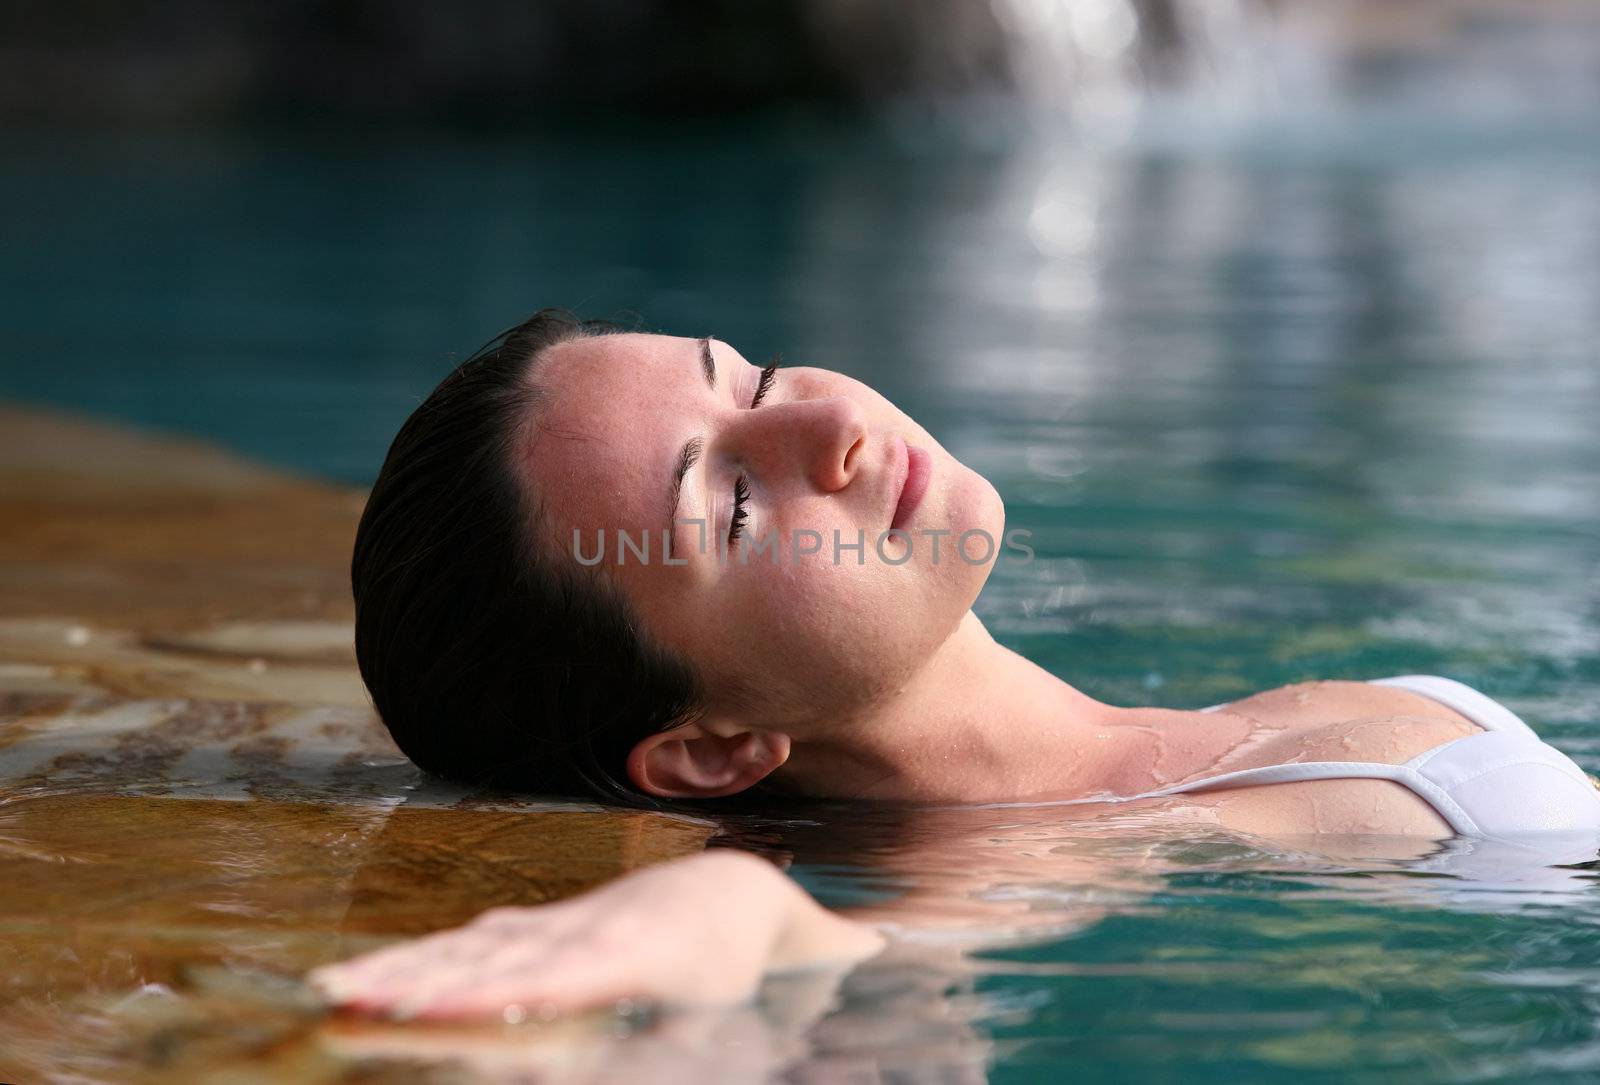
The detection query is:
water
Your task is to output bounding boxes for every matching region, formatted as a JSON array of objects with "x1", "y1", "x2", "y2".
[{"x1": 5, "y1": 18, "x2": 1600, "y2": 1083}]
